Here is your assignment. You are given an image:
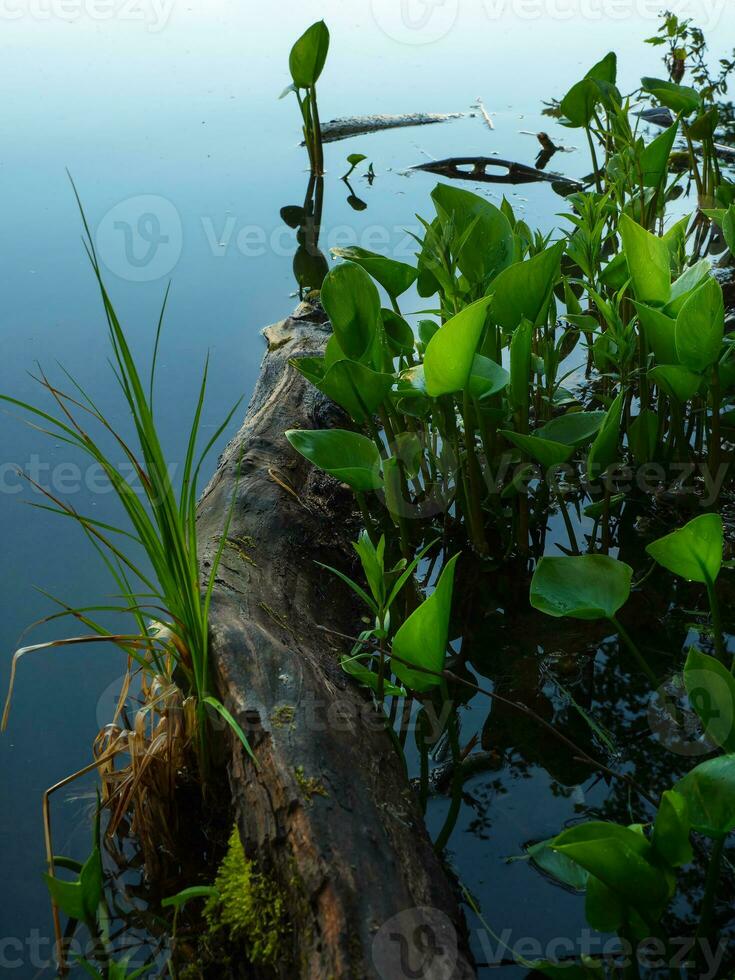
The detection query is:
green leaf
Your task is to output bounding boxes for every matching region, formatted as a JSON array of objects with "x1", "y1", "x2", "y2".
[
  {"x1": 286, "y1": 428, "x2": 383, "y2": 491},
  {"x1": 619, "y1": 213, "x2": 671, "y2": 305},
  {"x1": 162, "y1": 885, "x2": 219, "y2": 909},
  {"x1": 674, "y1": 755, "x2": 735, "y2": 838},
  {"x1": 639, "y1": 120, "x2": 679, "y2": 187},
  {"x1": 684, "y1": 647, "x2": 735, "y2": 753},
  {"x1": 526, "y1": 838, "x2": 588, "y2": 891},
  {"x1": 381, "y1": 309, "x2": 415, "y2": 356},
  {"x1": 628, "y1": 410, "x2": 659, "y2": 464},
  {"x1": 634, "y1": 303, "x2": 679, "y2": 364},
  {"x1": 648, "y1": 364, "x2": 702, "y2": 402},
  {"x1": 297, "y1": 358, "x2": 394, "y2": 424},
  {"x1": 331, "y1": 246, "x2": 417, "y2": 300},
  {"x1": 491, "y1": 242, "x2": 565, "y2": 330},
  {"x1": 423, "y1": 295, "x2": 493, "y2": 396},
  {"x1": 289, "y1": 20, "x2": 330, "y2": 88},
  {"x1": 665, "y1": 258, "x2": 711, "y2": 317},
  {"x1": 346, "y1": 152, "x2": 367, "y2": 166},
  {"x1": 341, "y1": 653, "x2": 405, "y2": 697},
  {"x1": 509, "y1": 318, "x2": 533, "y2": 415},
  {"x1": 675, "y1": 276, "x2": 724, "y2": 372},
  {"x1": 641, "y1": 76, "x2": 701, "y2": 115},
  {"x1": 646, "y1": 513, "x2": 723, "y2": 584},
  {"x1": 499, "y1": 429, "x2": 574, "y2": 468},
  {"x1": 43, "y1": 846, "x2": 102, "y2": 924},
  {"x1": 431, "y1": 183, "x2": 514, "y2": 286},
  {"x1": 652, "y1": 790, "x2": 693, "y2": 867},
  {"x1": 536, "y1": 411, "x2": 605, "y2": 447},
  {"x1": 390, "y1": 554, "x2": 459, "y2": 692},
  {"x1": 586, "y1": 391, "x2": 624, "y2": 478},
  {"x1": 723, "y1": 204, "x2": 735, "y2": 254},
  {"x1": 585, "y1": 874, "x2": 625, "y2": 933},
  {"x1": 467, "y1": 354, "x2": 509, "y2": 401},
  {"x1": 552, "y1": 823, "x2": 670, "y2": 922},
  {"x1": 530, "y1": 555, "x2": 632, "y2": 620},
  {"x1": 320, "y1": 261, "x2": 383, "y2": 365}
]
